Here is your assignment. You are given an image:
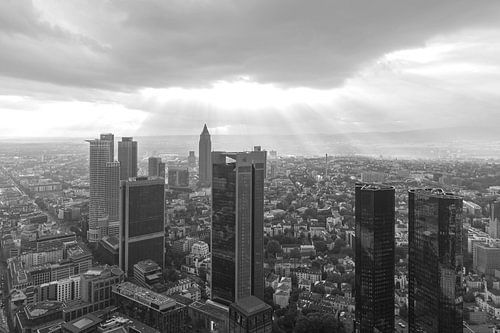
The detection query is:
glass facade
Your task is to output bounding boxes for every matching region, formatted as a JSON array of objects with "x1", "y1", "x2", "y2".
[
  {"x1": 212, "y1": 162, "x2": 237, "y2": 304},
  {"x1": 408, "y1": 189, "x2": 463, "y2": 333},
  {"x1": 127, "y1": 183, "x2": 165, "y2": 237},
  {"x1": 211, "y1": 151, "x2": 266, "y2": 305},
  {"x1": 355, "y1": 184, "x2": 395, "y2": 333},
  {"x1": 120, "y1": 178, "x2": 165, "y2": 277}
]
